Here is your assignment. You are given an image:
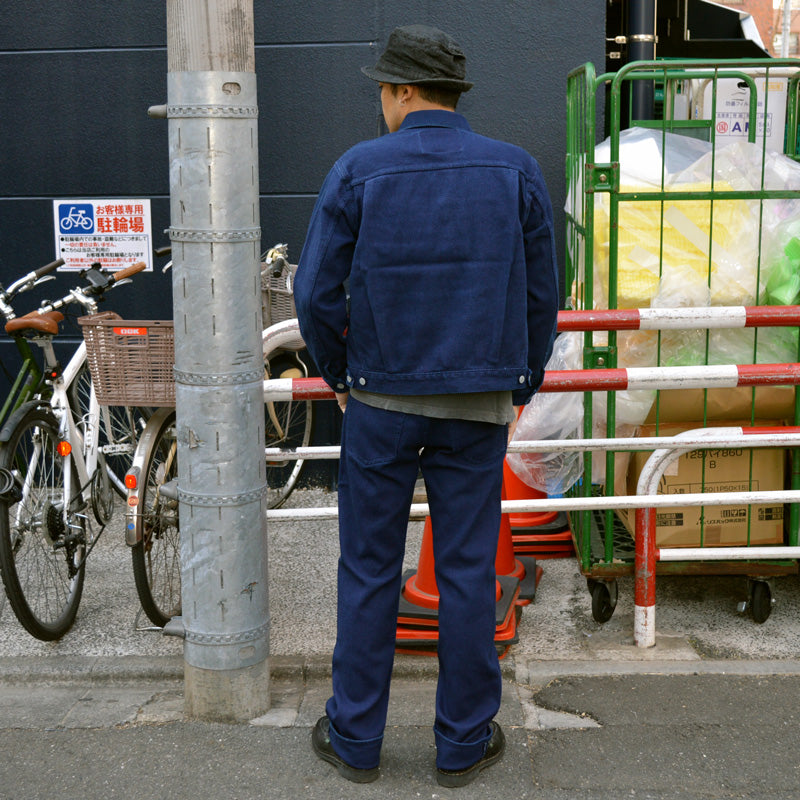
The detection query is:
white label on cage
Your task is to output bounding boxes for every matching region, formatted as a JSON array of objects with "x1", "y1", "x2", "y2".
[{"x1": 693, "y1": 73, "x2": 788, "y2": 154}]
